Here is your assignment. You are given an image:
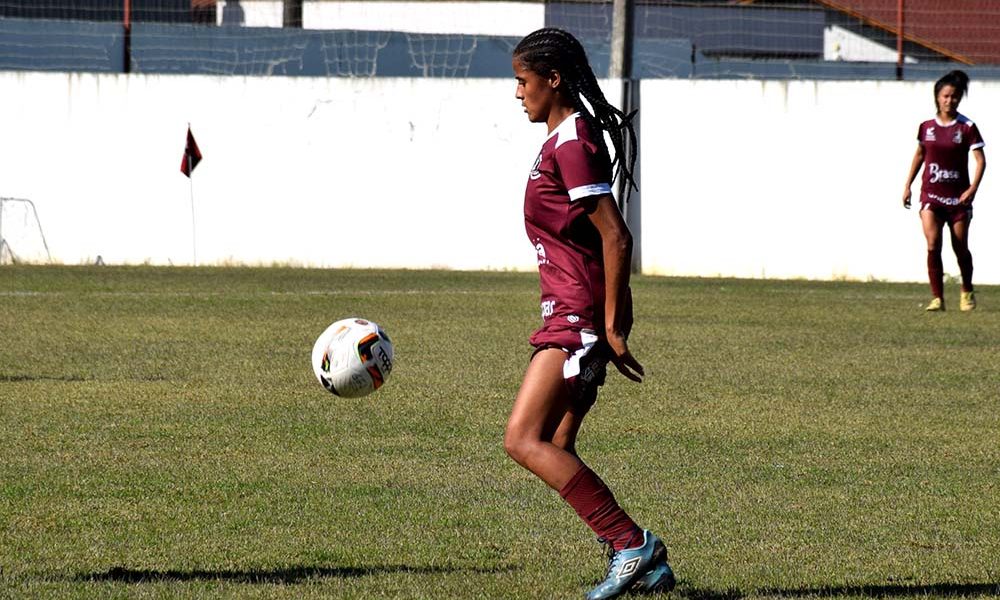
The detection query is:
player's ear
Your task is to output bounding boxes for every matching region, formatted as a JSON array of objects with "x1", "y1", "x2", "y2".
[{"x1": 548, "y1": 69, "x2": 562, "y2": 90}]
